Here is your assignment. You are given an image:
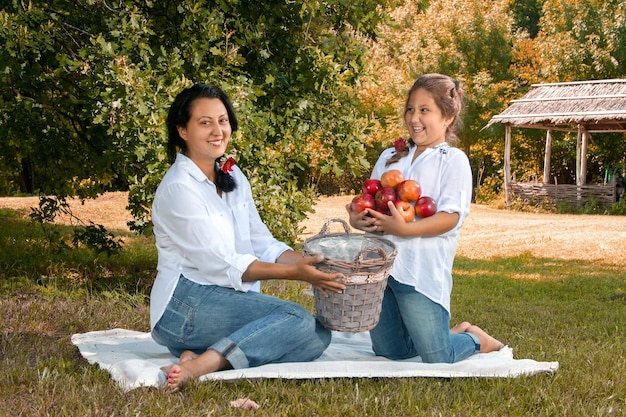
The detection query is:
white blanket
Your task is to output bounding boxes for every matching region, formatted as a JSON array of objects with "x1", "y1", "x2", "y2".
[{"x1": 71, "y1": 328, "x2": 559, "y2": 392}]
